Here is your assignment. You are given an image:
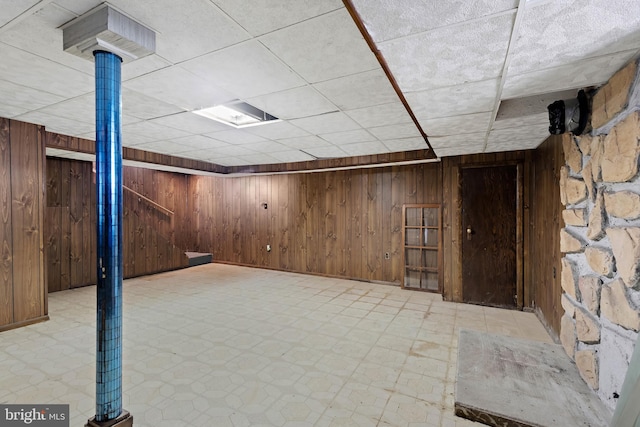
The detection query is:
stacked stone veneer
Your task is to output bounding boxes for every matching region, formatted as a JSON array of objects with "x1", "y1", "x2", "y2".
[{"x1": 559, "y1": 58, "x2": 640, "y2": 411}]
